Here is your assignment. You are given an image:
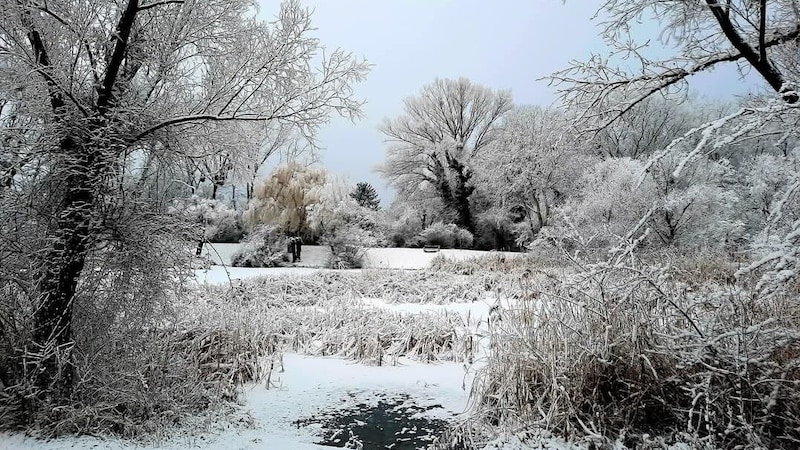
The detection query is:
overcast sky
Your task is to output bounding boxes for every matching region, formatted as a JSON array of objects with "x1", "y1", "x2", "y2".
[{"x1": 257, "y1": 1, "x2": 762, "y2": 205}]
